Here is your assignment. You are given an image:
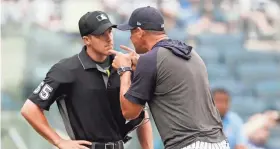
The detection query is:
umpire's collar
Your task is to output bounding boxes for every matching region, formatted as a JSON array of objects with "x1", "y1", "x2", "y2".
[{"x1": 78, "y1": 46, "x2": 114, "y2": 70}]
